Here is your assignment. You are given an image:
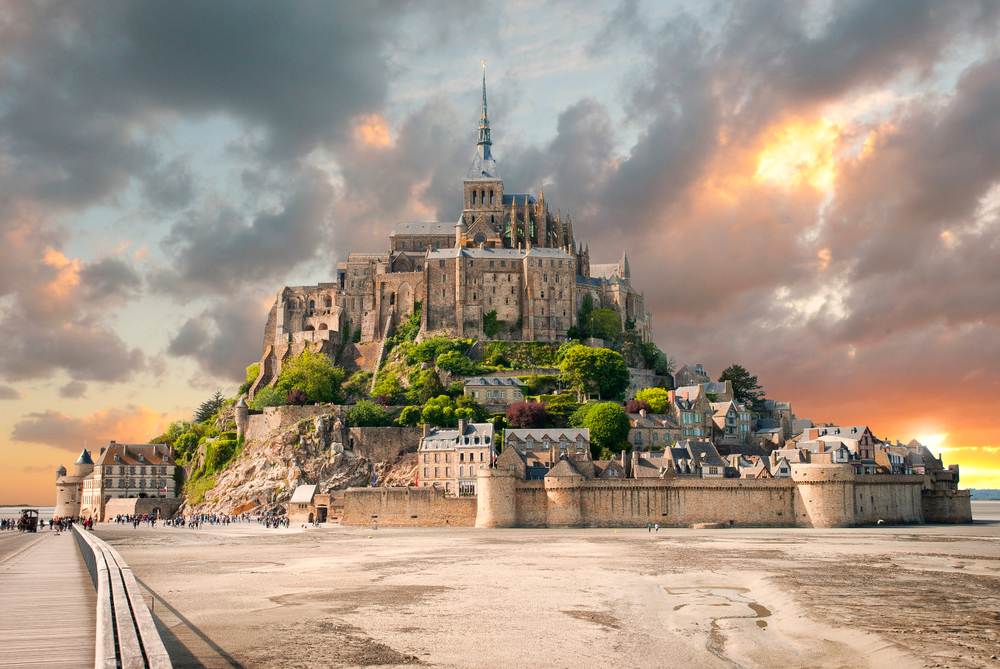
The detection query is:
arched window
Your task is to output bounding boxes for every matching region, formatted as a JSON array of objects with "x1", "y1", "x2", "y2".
[
  {"x1": 309, "y1": 299, "x2": 315, "y2": 309},
  {"x1": 318, "y1": 323, "x2": 328, "y2": 330},
  {"x1": 481, "y1": 190, "x2": 485, "y2": 203},
  {"x1": 325, "y1": 296, "x2": 332, "y2": 308},
  {"x1": 489, "y1": 190, "x2": 494, "y2": 204},
  {"x1": 472, "y1": 191, "x2": 477, "y2": 204}
]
